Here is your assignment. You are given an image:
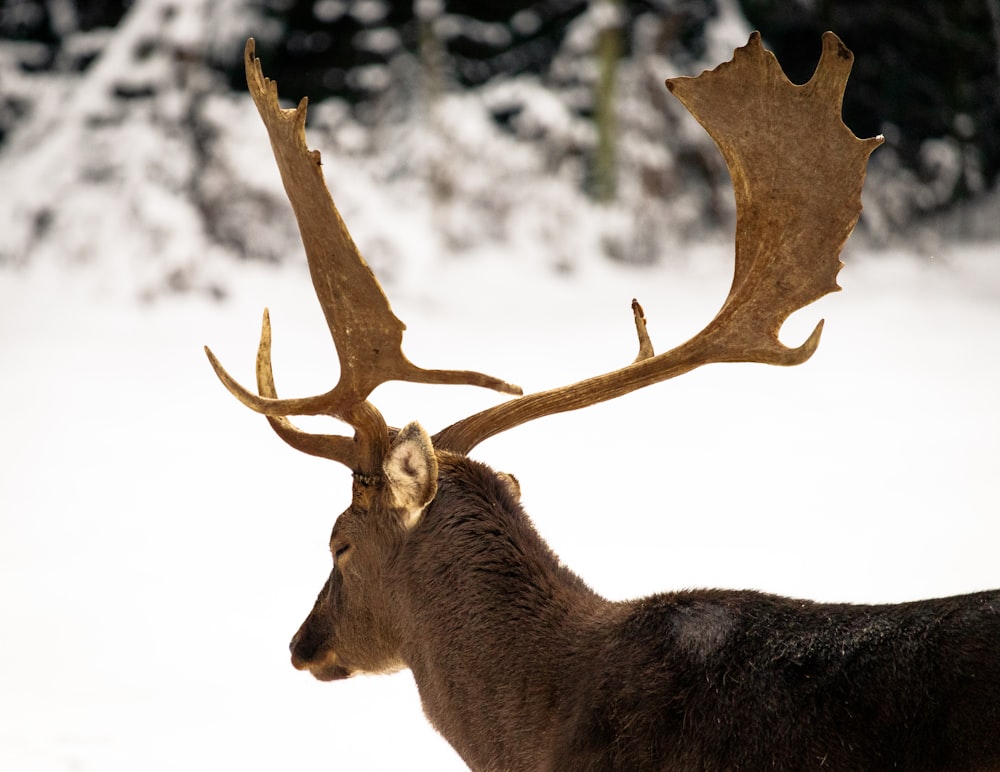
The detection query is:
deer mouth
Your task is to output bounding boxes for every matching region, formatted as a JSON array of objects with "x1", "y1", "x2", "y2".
[
  {"x1": 291, "y1": 647, "x2": 353, "y2": 681},
  {"x1": 308, "y1": 662, "x2": 353, "y2": 682}
]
